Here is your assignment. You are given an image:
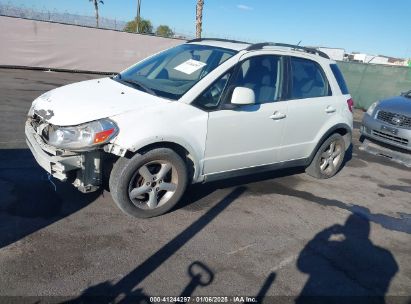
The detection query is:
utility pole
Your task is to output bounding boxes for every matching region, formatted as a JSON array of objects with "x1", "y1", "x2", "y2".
[
  {"x1": 196, "y1": 0, "x2": 204, "y2": 38},
  {"x1": 136, "y1": 0, "x2": 142, "y2": 33}
]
